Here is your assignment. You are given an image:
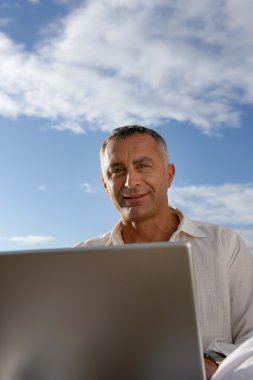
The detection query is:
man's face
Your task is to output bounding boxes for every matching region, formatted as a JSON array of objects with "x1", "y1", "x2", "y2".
[{"x1": 101, "y1": 134, "x2": 175, "y2": 223}]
